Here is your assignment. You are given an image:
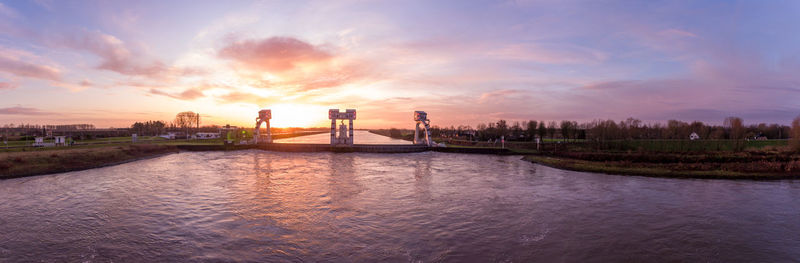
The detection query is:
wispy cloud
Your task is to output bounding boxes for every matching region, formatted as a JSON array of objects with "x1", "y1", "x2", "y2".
[
  {"x1": 52, "y1": 29, "x2": 166, "y2": 77},
  {"x1": 0, "y1": 106, "x2": 52, "y2": 115},
  {"x1": 0, "y1": 82, "x2": 16, "y2": 90},
  {"x1": 478, "y1": 89, "x2": 524, "y2": 104},
  {"x1": 488, "y1": 43, "x2": 608, "y2": 64},
  {"x1": 148, "y1": 88, "x2": 205, "y2": 100},
  {"x1": 0, "y1": 49, "x2": 61, "y2": 81}
]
